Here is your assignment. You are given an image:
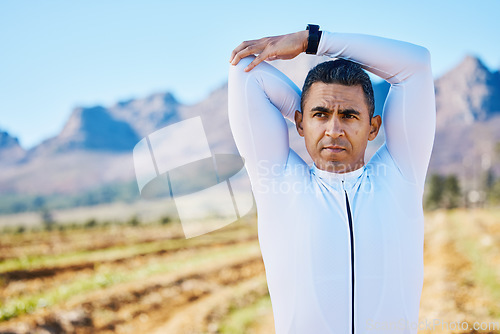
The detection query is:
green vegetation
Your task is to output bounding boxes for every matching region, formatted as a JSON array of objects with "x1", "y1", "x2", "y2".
[
  {"x1": 485, "y1": 175, "x2": 500, "y2": 205},
  {"x1": 459, "y1": 238, "x2": 500, "y2": 317},
  {"x1": 425, "y1": 165, "x2": 500, "y2": 209},
  {"x1": 0, "y1": 181, "x2": 140, "y2": 215},
  {"x1": 0, "y1": 224, "x2": 255, "y2": 273},
  {"x1": 0, "y1": 242, "x2": 261, "y2": 321},
  {"x1": 84, "y1": 218, "x2": 97, "y2": 229},
  {"x1": 160, "y1": 215, "x2": 172, "y2": 225},
  {"x1": 219, "y1": 295, "x2": 272, "y2": 334},
  {"x1": 127, "y1": 215, "x2": 140, "y2": 226},
  {"x1": 425, "y1": 174, "x2": 462, "y2": 210},
  {"x1": 41, "y1": 208, "x2": 55, "y2": 231},
  {"x1": 447, "y1": 210, "x2": 500, "y2": 318},
  {"x1": 0, "y1": 211, "x2": 181, "y2": 235}
]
